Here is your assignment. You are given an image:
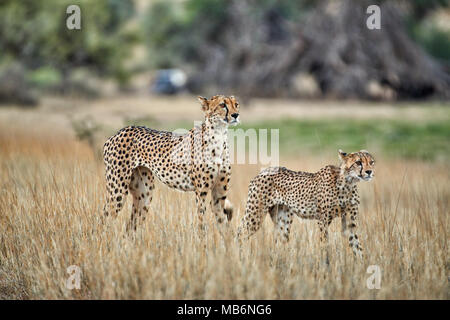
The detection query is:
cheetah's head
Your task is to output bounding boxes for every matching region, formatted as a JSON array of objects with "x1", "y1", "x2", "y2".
[
  {"x1": 338, "y1": 149, "x2": 375, "y2": 182},
  {"x1": 197, "y1": 95, "x2": 240, "y2": 126}
]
